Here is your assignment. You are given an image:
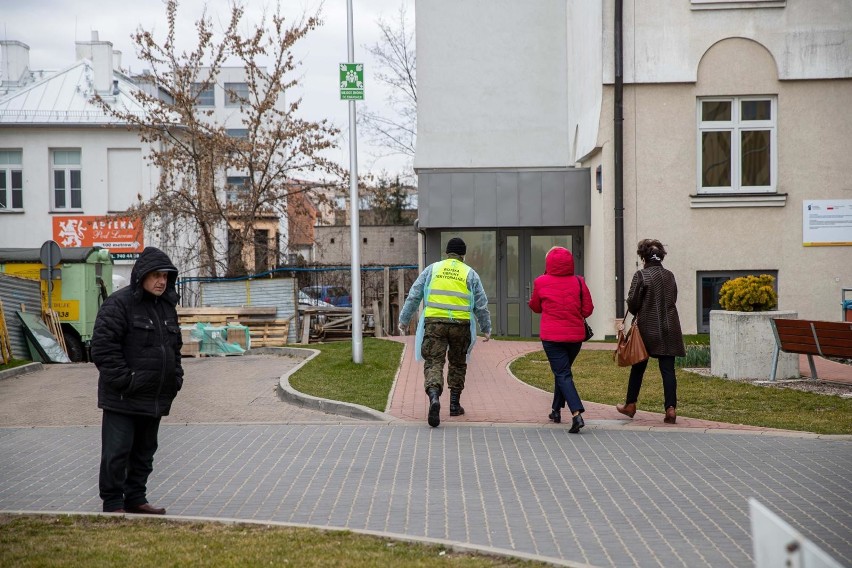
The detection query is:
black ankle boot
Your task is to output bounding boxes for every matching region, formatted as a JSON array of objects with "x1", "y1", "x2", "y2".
[
  {"x1": 427, "y1": 388, "x2": 441, "y2": 427},
  {"x1": 548, "y1": 410, "x2": 561, "y2": 423},
  {"x1": 568, "y1": 412, "x2": 585, "y2": 434},
  {"x1": 449, "y1": 389, "x2": 465, "y2": 416}
]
